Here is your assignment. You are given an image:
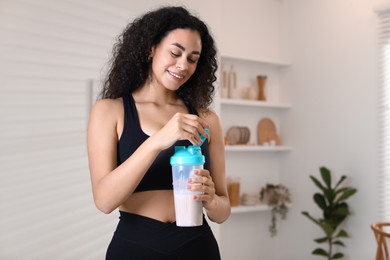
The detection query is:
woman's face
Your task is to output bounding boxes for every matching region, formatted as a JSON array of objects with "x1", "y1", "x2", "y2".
[{"x1": 150, "y1": 28, "x2": 202, "y2": 91}]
